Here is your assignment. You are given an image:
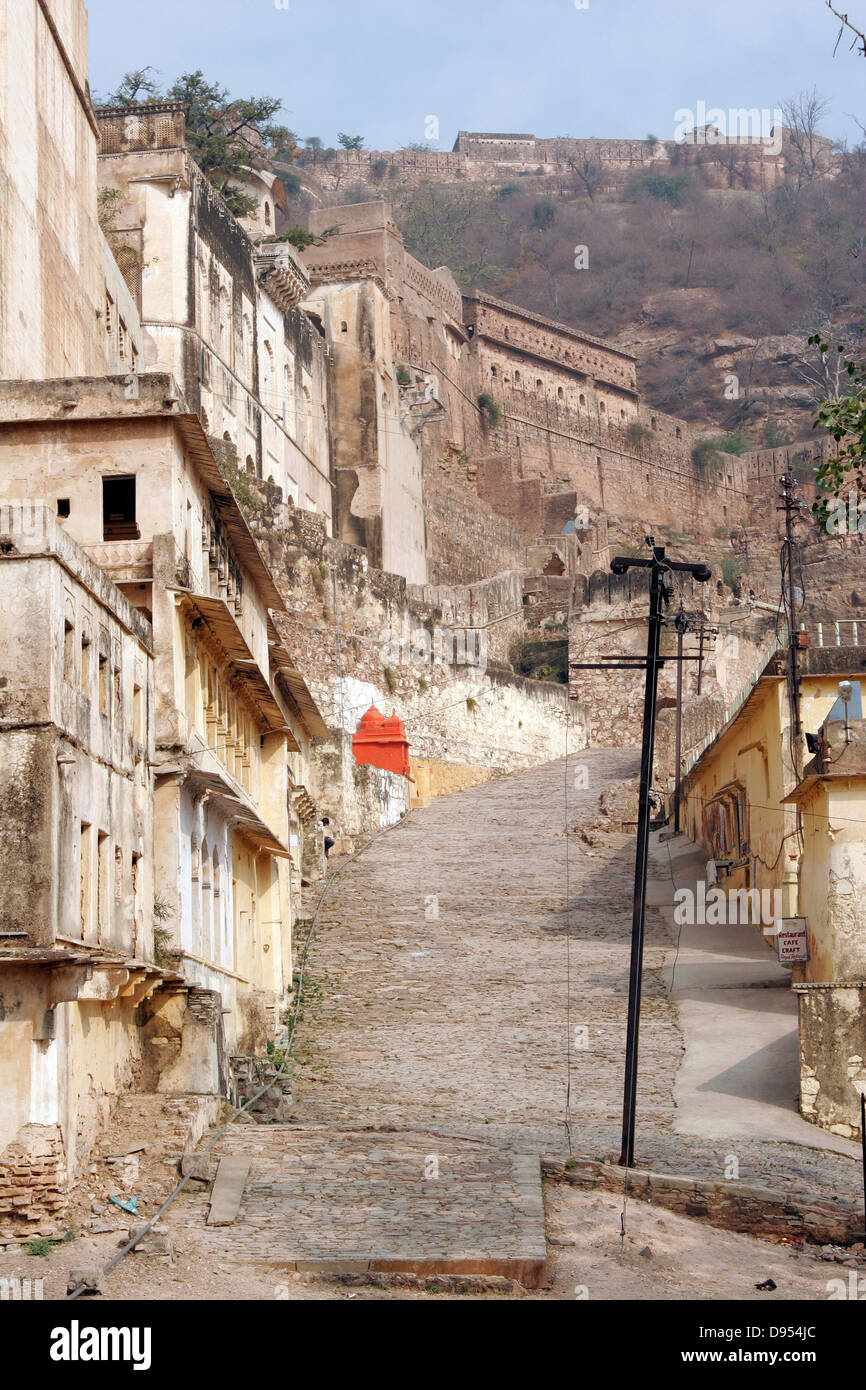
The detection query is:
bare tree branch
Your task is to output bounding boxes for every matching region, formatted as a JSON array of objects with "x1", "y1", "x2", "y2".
[{"x1": 826, "y1": 0, "x2": 866, "y2": 57}]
